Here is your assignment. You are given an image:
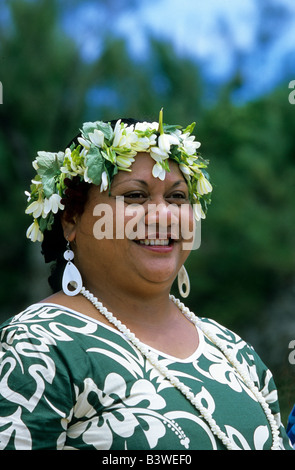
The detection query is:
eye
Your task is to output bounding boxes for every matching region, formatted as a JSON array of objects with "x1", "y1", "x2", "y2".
[
  {"x1": 166, "y1": 191, "x2": 188, "y2": 202},
  {"x1": 123, "y1": 191, "x2": 147, "y2": 202}
]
